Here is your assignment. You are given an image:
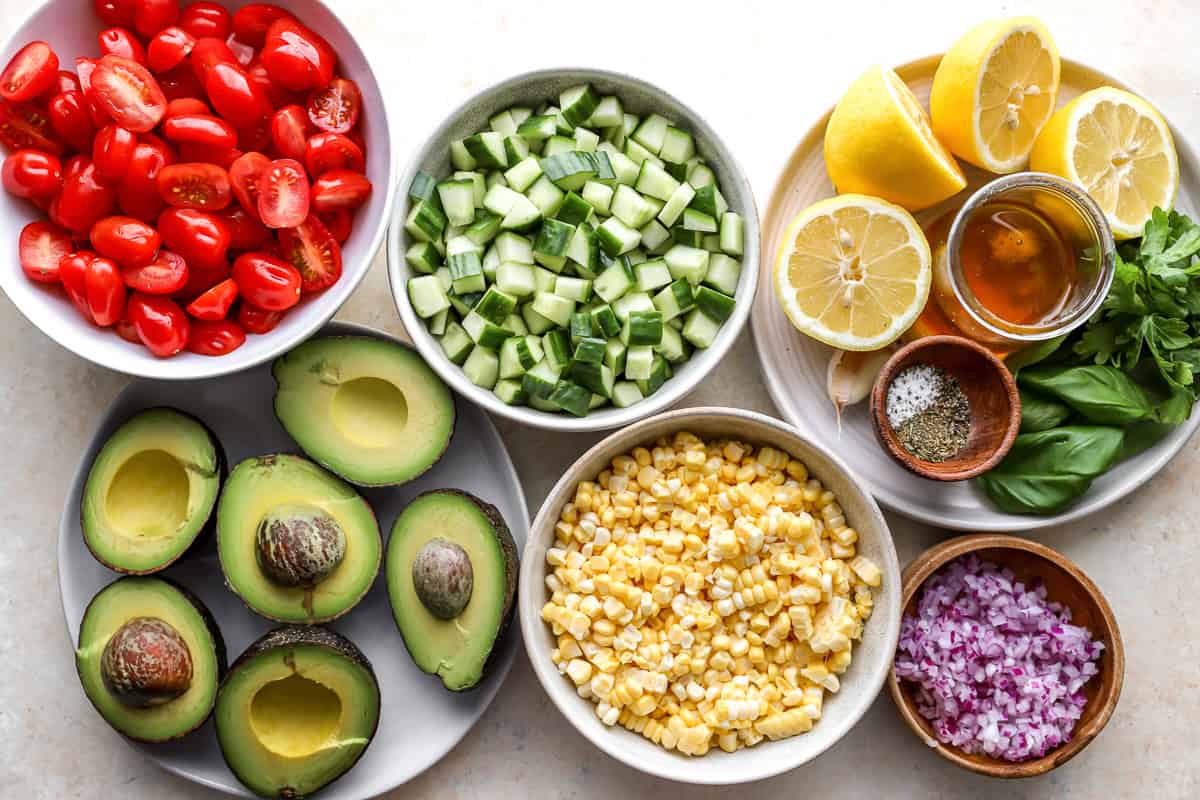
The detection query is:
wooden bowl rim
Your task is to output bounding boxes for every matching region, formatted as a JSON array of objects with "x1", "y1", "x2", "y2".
[
  {"x1": 870, "y1": 335, "x2": 1020, "y2": 481},
  {"x1": 886, "y1": 533, "x2": 1125, "y2": 779}
]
